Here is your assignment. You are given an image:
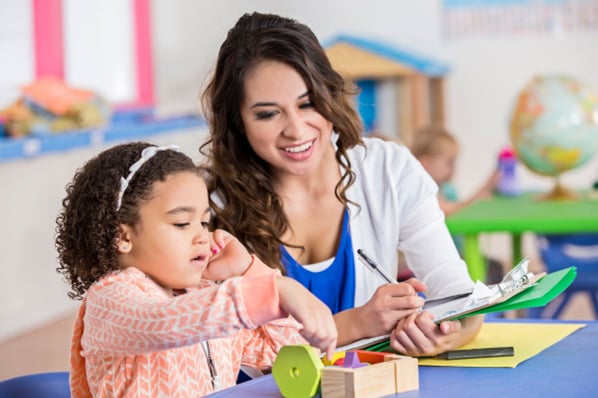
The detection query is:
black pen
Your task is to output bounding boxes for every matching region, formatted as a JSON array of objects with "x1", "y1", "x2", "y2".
[
  {"x1": 356, "y1": 249, "x2": 398, "y2": 284},
  {"x1": 436, "y1": 346, "x2": 514, "y2": 360}
]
